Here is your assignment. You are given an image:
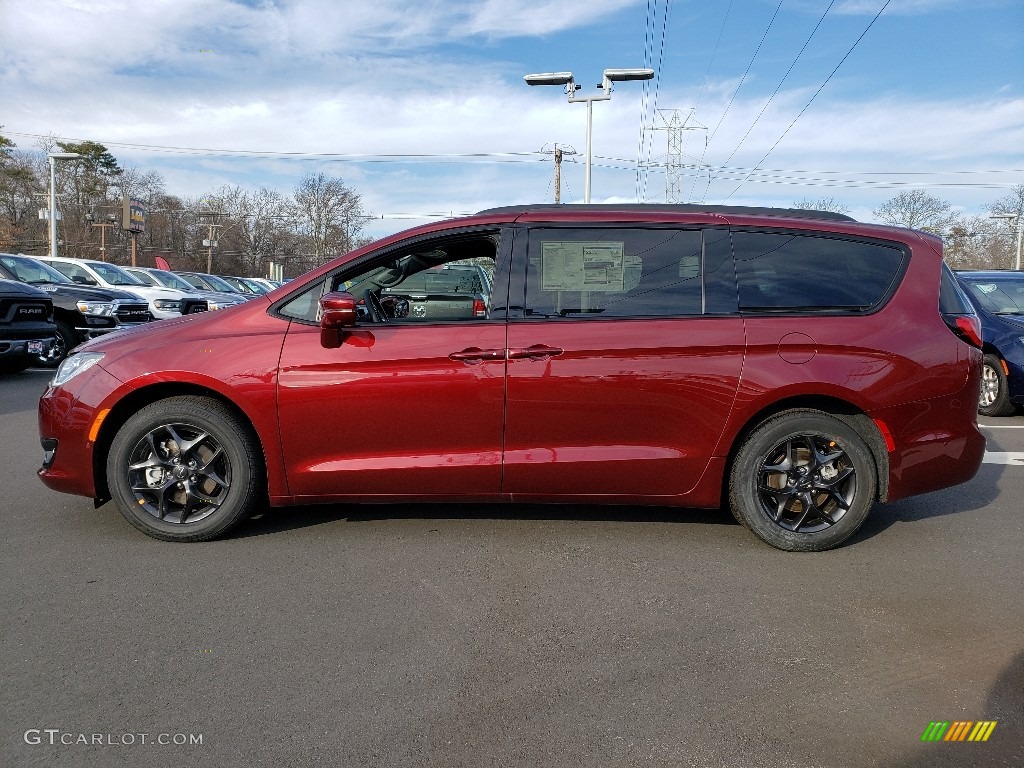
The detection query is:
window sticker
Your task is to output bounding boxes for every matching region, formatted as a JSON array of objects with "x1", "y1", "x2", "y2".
[
  {"x1": 977, "y1": 284, "x2": 997, "y2": 294},
  {"x1": 541, "y1": 241, "x2": 628, "y2": 292}
]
